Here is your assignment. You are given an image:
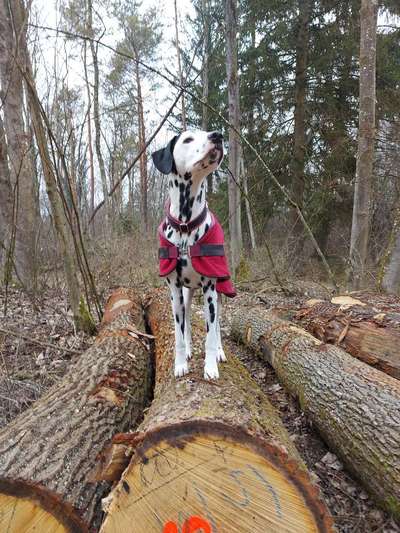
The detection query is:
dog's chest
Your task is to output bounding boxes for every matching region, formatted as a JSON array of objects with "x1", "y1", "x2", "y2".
[{"x1": 164, "y1": 213, "x2": 212, "y2": 289}]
